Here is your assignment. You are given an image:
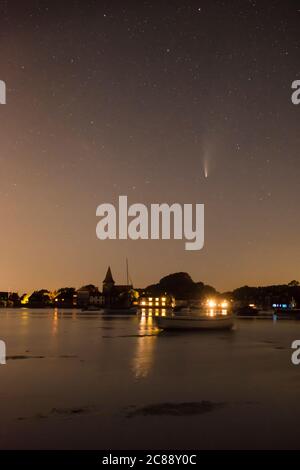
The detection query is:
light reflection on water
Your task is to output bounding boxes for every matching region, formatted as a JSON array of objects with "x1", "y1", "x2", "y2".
[
  {"x1": 1, "y1": 308, "x2": 300, "y2": 450},
  {"x1": 133, "y1": 334, "x2": 156, "y2": 379},
  {"x1": 52, "y1": 309, "x2": 58, "y2": 336},
  {"x1": 205, "y1": 308, "x2": 228, "y2": 317},
  {"x1": 132, "y1": 310, "x2": 160, "y2": 378},
  {"x1": 133, "y1": 307, "x2": 231, "y2": 378},
  {"x1": 139, "y1": 308, "x2": 167, "y2": 317}
]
